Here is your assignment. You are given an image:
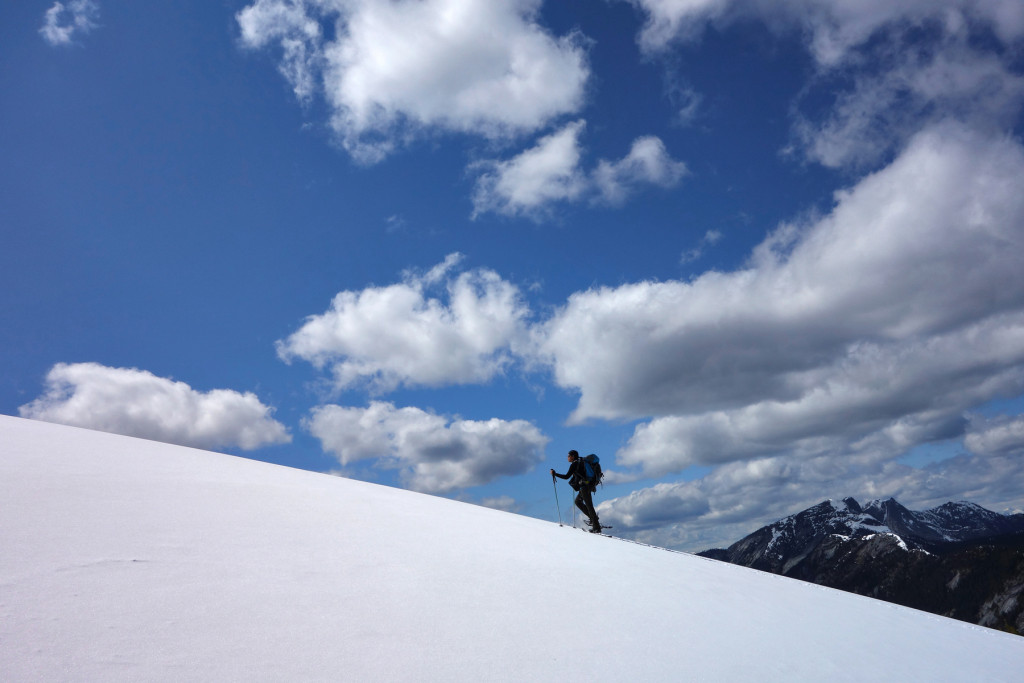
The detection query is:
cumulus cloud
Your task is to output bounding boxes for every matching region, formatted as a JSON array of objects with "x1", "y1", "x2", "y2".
[
  {"x1": 237, "y1": 0, "x2": 589, "y2": 162},
  {"x1": 537, "y1": 123, "x2": 1024, "y2": 476},
  {"x1": 471, "y1": 120, "x2": 588, "y2": 218},
  {"x1": 793, "y1": 25, "x2": 1024, "y2": 168},
  {"x1": 966, "y1": 415, "x2": 1024, "y2": 457},
  {"x1": 592, "y1": 136, "x2": 689, "y2": 205},
  {"x1": 620, "y1": 0, "x2": 725, "y2": 52},
  {"x1": 237, "y1": 0, "x2": 322, "y2": 102},
  {"x1": 40, "y1": 0, "x2": 99, "y2": 46},
  {"x1": 19, "y1": 363, "x2": 291, "y2": 451},
  {"x1": 600, "y1": 480, "x2": 711, "y2": 530},
  {"x1": 617, "y1": 315, "x2": 1024, "y2": 477},
  {"x1": 277, "y1": 253, "x2": 530, "y2": 391},
  {"x1": 471, "y1": 121, "x2": 686, "y2": 219},
  {"x1": 625, "y1": 1, "x2": 1024, "y2": 169},
  {"x1": 626, "y1": 0, "x2": 1024, "y2": 61},
  {"x1": 306, "y1": 401, "x2": 548, "y2": 493}
]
